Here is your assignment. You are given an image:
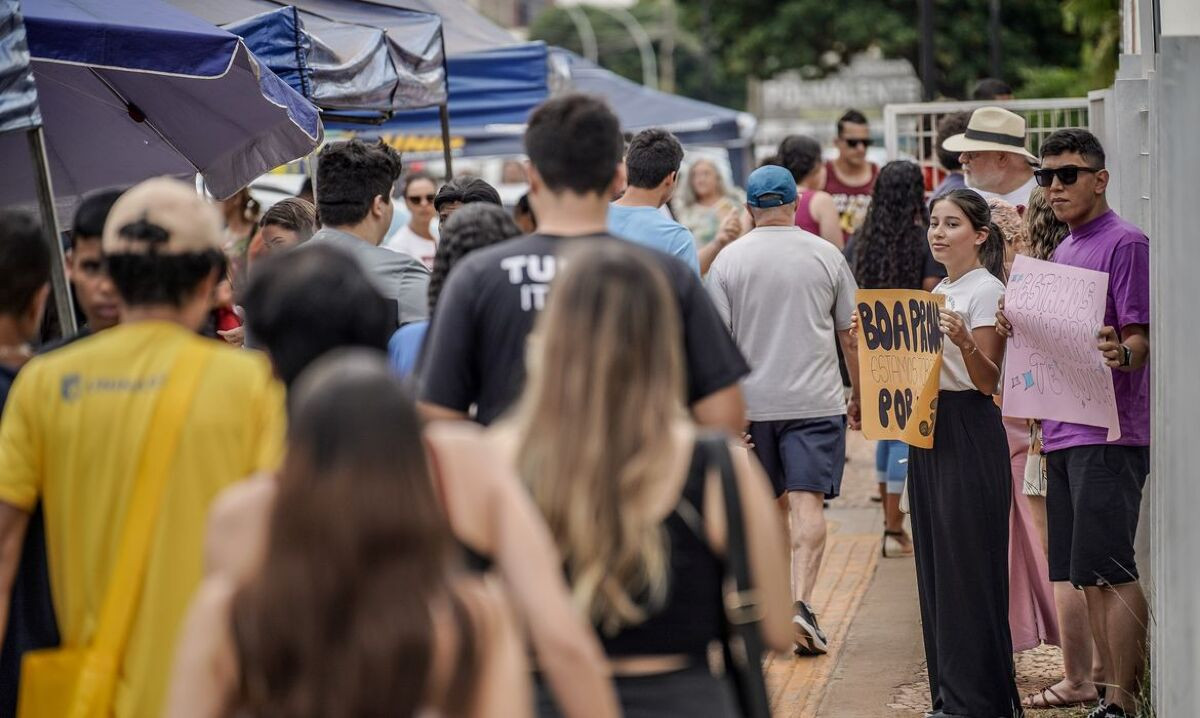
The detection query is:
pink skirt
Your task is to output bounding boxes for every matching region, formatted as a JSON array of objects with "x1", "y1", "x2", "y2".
[{"x1": 1004, "y1": 417, "x2": 1060, "y2": 651}]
